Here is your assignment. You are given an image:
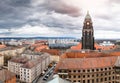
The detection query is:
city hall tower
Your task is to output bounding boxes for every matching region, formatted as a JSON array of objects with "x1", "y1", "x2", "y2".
[{"x1": 81, "y1": 11, "x2": 95, "y2": 50}]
